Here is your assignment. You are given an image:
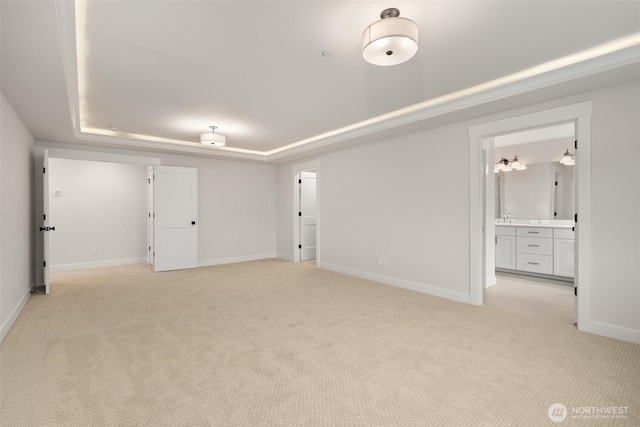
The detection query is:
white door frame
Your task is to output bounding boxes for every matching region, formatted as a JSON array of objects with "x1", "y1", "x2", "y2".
[
  {"x1": 292, "y1": 160, "x2": 320, "y2": 262},
  {"x1": 468, "y1": 101, "x2": 593, "y2": 332}
]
